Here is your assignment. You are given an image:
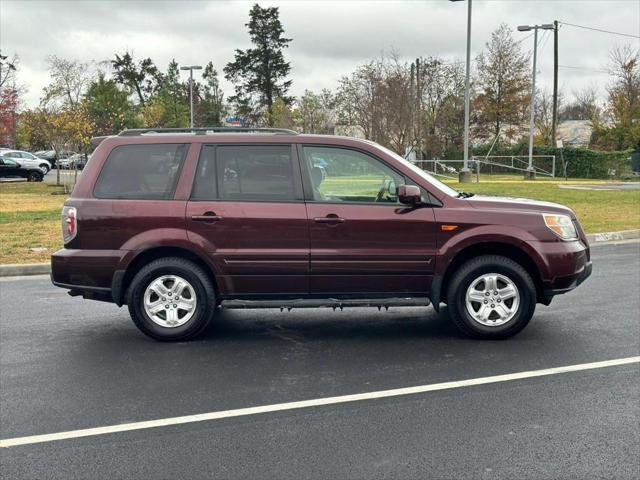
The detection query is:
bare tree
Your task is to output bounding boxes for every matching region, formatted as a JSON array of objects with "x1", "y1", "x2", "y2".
[
  {"x1": 336, "y1": 53, "x2": 413, "y2": 154},
  {"x1": 474, "y1": 23, "x2": 531, "y2": 142},
  {"x1": 607, "y1": 44, "x2": 640, "y2": 124},
  {"x1": 535, "y1": 88, "x2": 564, "y2": 145},
  {"x1": 42, "y1": 55, "x2": 94, "y2": 109},
  {"x1": 414, "y1": 57, "x2": 465, "y2": 158},
  {"x1": 560, "y1": 86, "x2": 602, "y2": 123},
  {"x1": 0, "y1": 52, "x2": 18, "y2": 90}
]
